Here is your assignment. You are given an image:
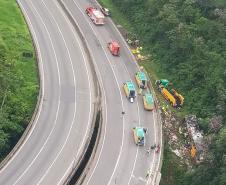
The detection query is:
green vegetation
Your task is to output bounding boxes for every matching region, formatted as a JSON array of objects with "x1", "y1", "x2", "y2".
[
  {"x1": 99, "y1": 0, "x2": 226, "y2": 184},
  {"x1": 160, "y1": 145, "x2": 186, "y2": 185},
  {"x1": 0, "y1": 0, "x2": 38, "y2": 160},
  {"x1": 104, "y1": 0, "x2": 226, "y2": 121}
]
